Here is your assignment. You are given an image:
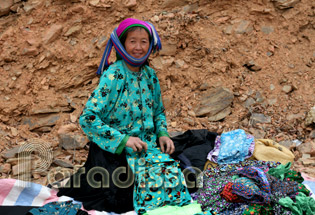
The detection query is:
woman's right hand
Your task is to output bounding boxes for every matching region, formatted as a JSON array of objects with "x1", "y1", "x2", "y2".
[{"x1": 125, "y1": 136, "x2": 148, "y2": 152}]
